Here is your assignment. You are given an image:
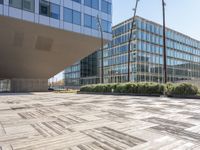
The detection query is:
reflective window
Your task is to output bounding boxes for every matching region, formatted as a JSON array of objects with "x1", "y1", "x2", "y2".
[
  {"x1": 72, "y1": 0, "x2": 81, "y2": 3},
  {"x1": 84, "y1": 14, "x2": 98, "y2": 30},
  {"x1": 9, "y1": 0, "x2": 22, "y2": 9},
  {"x1": 84, "y1": 14, "x2": 92, "y2": 28},
  {"x1": 9, "y1": 0, "x2": 35, "y2": 12},
  {"x1": 101, "y1": 0, "x2": 111, "y2": 14},
  {"x1": 84, "y1": 0, "x2": 99, "y2": 10},
  {"x1": 102, "y1": 19, "x2": 111, "y2": 33},
  {"x1": 92, "y1": 0, "x2": 99, "y2": 9},
  {"x1": 50, "y1": 3, "x2": 60, "y2": 19},
  {"x1": 39, "y1": 0, "x2": 60, "y2": 19},
  {"x1": 23, "y1": 0, "x2": 34, "y2": 12},
  {"x1": 73, "y1": 10, "x2": 81, "y2": 25},
  {"x1": 0, "y1": 0, "x2": 3, "y2": 4},
  {"x1": 64, "y1": 8, "x2": 72, "y2": 23},
  {"x1": 84, "y1": 0, "x2": 91, "y2": 7},
  {"x1": 64, "y1": 8, "x2": 81, "y2": 25},
  {"x1": 92, "y1": 17, "x2": 98, "y2": 30}
]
